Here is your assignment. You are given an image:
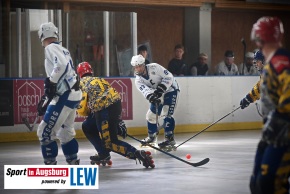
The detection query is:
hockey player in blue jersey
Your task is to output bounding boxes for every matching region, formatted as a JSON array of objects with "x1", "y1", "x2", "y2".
[
  {"x1": 131, "y1": 54, "x2": 180, "y2": 150},
  {"x1": 36, "y1": 22, "x2": 82, "y2": 165}
]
